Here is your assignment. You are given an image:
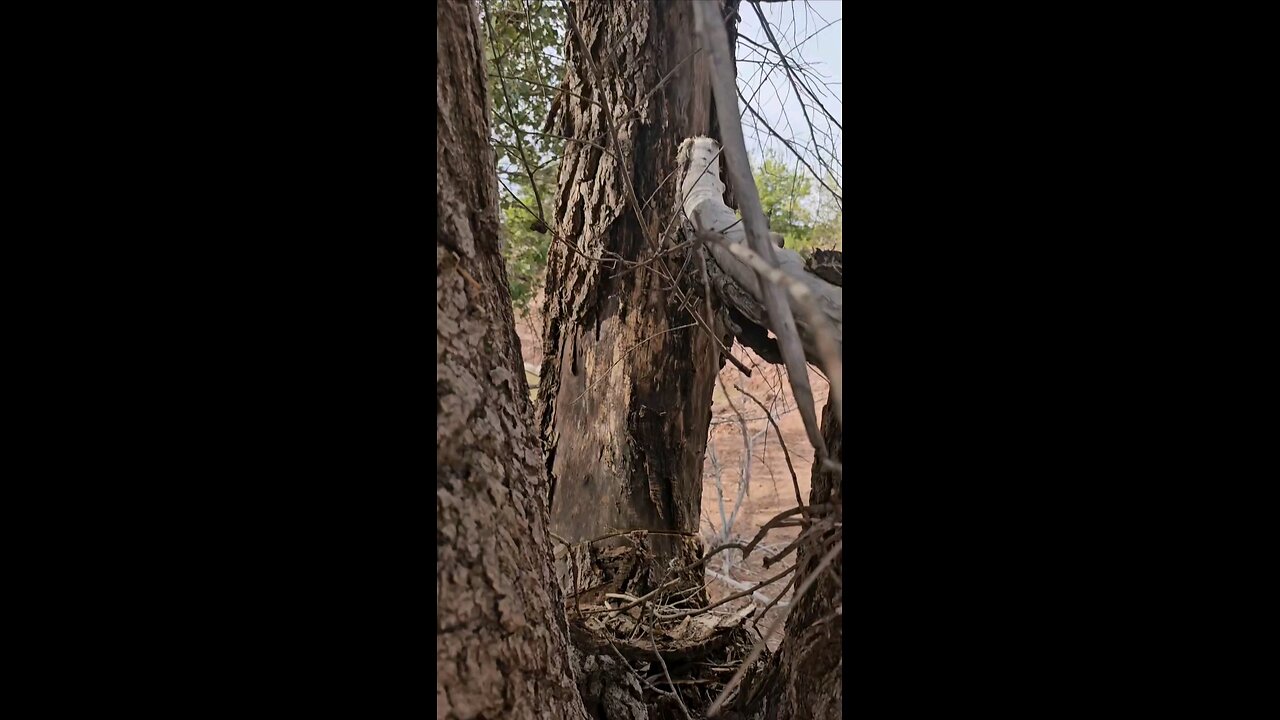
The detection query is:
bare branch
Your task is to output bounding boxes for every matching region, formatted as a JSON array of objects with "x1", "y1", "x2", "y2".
[
  {"x1": 480, "y1": 0, "x2": 546, "y2": 220},
  {"x1": 655, "y1": 563, "x2": 795, "y2": 621},
  {"x1": 705, "y1": 569, "x2": 785, "y2": 608},
  {"x1": 738, "y1": 90, "x2": 843, "y2": 208},
  {"x1": 734, "y1": 384, "x2": 807, "y2": 520},
  {"x1": 679, "y1": 137, "x2": 843, "y2": 427},
  {"x1": 692, "y1": 3, "x2": 828, "y2": 461}
]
